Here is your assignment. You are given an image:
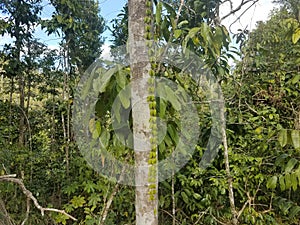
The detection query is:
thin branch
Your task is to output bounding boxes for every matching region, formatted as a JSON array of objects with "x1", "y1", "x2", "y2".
[
  {"x1": 99, "y1": 184, "x2": 120, "y2": 225},
  {"x1": 160, "y1": 209, "x2": 180, "y2": 224},
  {"x1": 228, "y1": 0, "x2": 259, "y2": 33},
  {"x1": 0, "y1": 175, "x2": 77, "y2": 221},
  {"x1": 237, "y1": 199, "x2": 250, "y2": 219},
  {"x1": 175, "y1": 0, "x2": 185, "y2": 25},
  {"x1": 210, "y1": 214, "x2": 229, "y2": 225},
  {"x1": 99, "y1": 158, "x2": 128, "y2": 225},
  {"x1": 221, "y1": 0, "x2": 258, "y2": 21},
  {"x1": 193, "y1": 208, "x2": 209, "y2": 225},
  {"x1": 21, "y1": 198, "x2": 30, "y2": 225},
  {"x1": 172, "y1": 165, "x2": 175, "y2": 225},
  {"x1": 220, "y1": 104, "x2": 238, "y2": 225},
  {"x1": 0, "y1": 174, "x2": 17, "y2": 178}
]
